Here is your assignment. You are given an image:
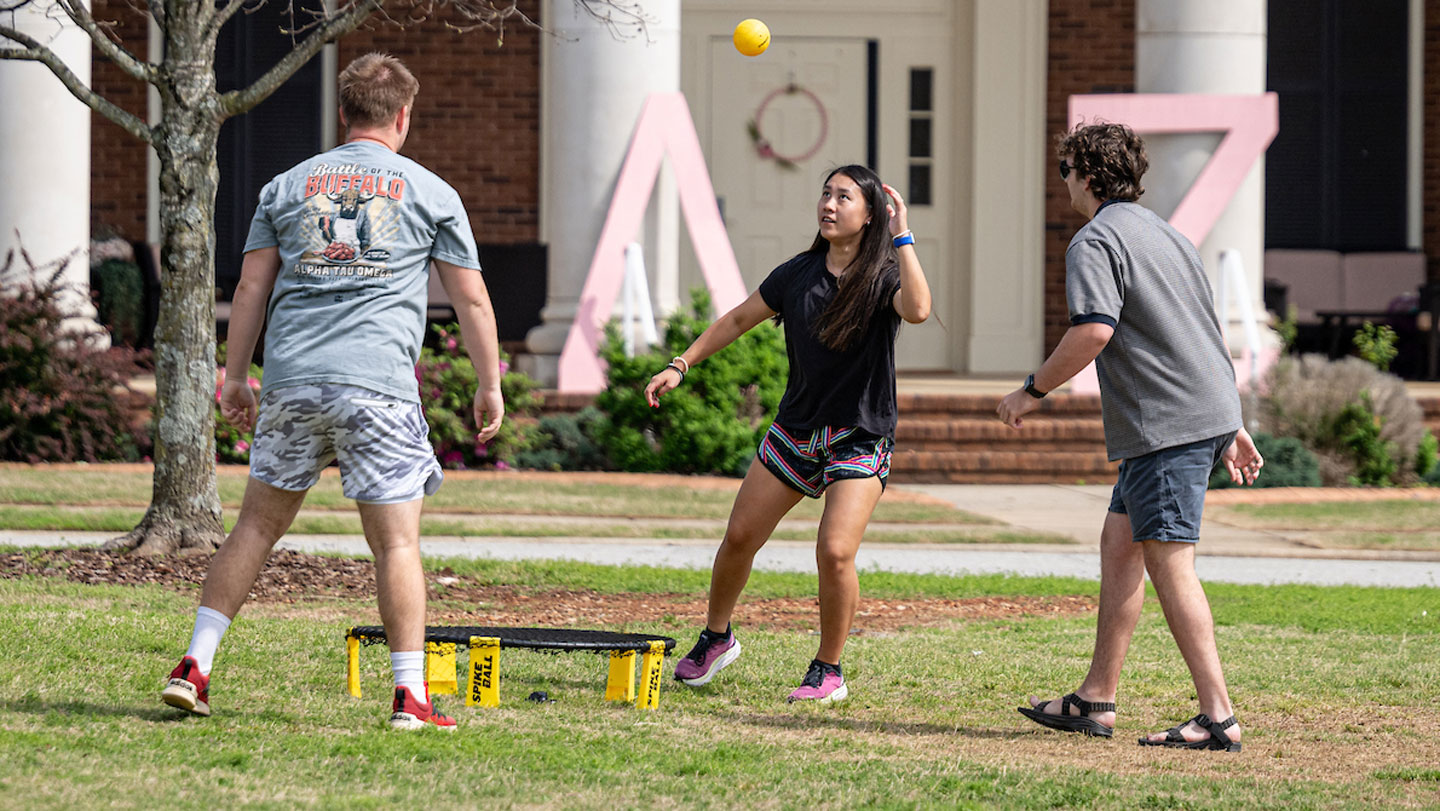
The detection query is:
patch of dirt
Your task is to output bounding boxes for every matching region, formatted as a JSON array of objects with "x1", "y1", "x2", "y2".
[{"x1": 0, "y1": 548, "x2": 1095, "y2": 633}]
